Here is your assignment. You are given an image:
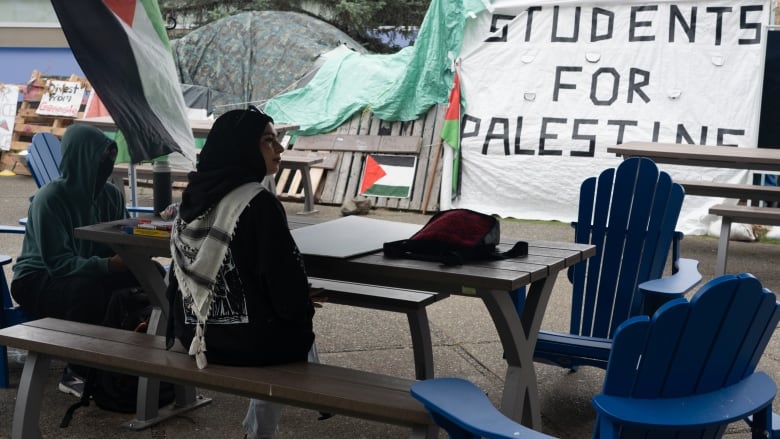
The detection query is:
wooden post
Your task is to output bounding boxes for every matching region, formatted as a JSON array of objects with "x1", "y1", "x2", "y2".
[{"x1": 421, "y1": 138, "x2": 443, "y2": 215}]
